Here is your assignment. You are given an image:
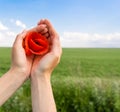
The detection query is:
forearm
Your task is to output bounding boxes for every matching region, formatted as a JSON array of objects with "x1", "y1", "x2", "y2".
[
  {"x1": 0, "y1": 68, "x2": 28, "y2": 106},
  {"x1": 31, "y1": 73, "x2": 56, "y2": 112}
]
